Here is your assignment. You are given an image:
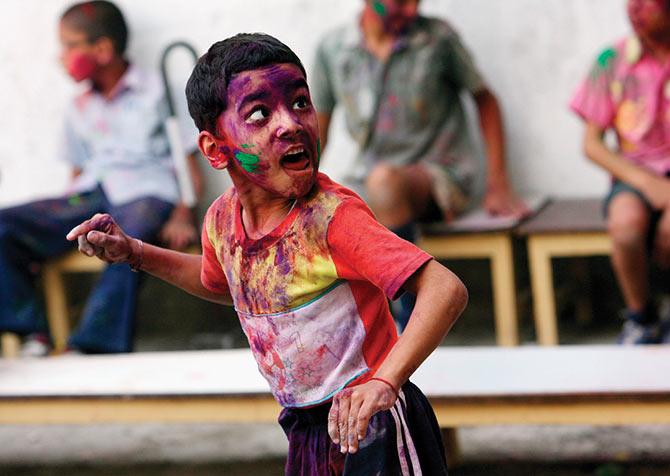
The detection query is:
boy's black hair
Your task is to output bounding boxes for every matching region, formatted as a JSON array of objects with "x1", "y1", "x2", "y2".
[
  {"x1": 186, "y1": 33, "x2": 306, "y2": 134},
  {"x1": 61, "y1": 1, "x2": 128, "y2": 56}
]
